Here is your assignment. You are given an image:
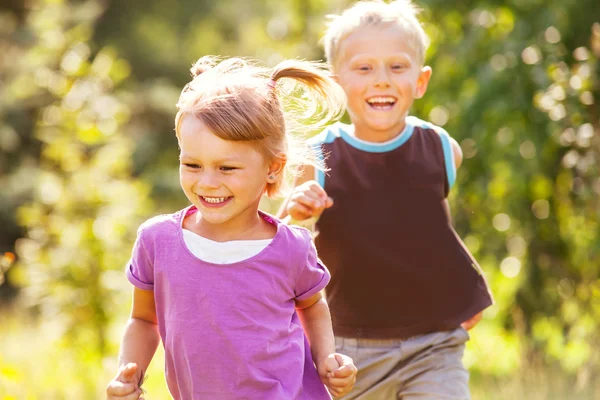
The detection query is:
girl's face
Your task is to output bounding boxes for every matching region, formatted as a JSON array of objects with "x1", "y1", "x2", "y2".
[{"x1": 178, "y1": 115, "x2": 279, "y2": 239}]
